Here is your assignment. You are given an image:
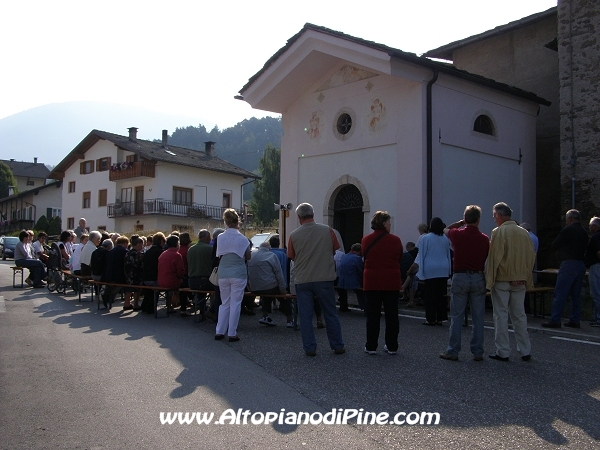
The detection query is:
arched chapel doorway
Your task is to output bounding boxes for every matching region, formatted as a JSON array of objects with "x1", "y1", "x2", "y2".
[{"x1": 333, "y1": 184, "x2": 364, "y2": 253}]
